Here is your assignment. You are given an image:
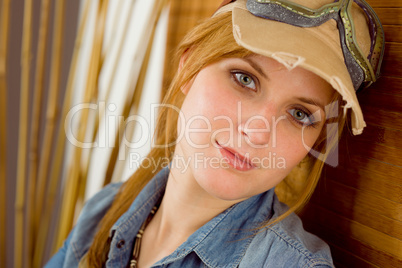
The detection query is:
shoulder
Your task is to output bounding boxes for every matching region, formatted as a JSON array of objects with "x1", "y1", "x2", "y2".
[
  {"x1": 241, "y1": 202, "x2": 334, "y2": 268},
  {"x1": 79, "y1": 182, "x2": 123, "y2": 218},
  {"x1": 62, "y1": 182, "x2": 123, "y2": 266},
  {"x1": 71, "y1": 182, "x2": 123, "y2": 244}
]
